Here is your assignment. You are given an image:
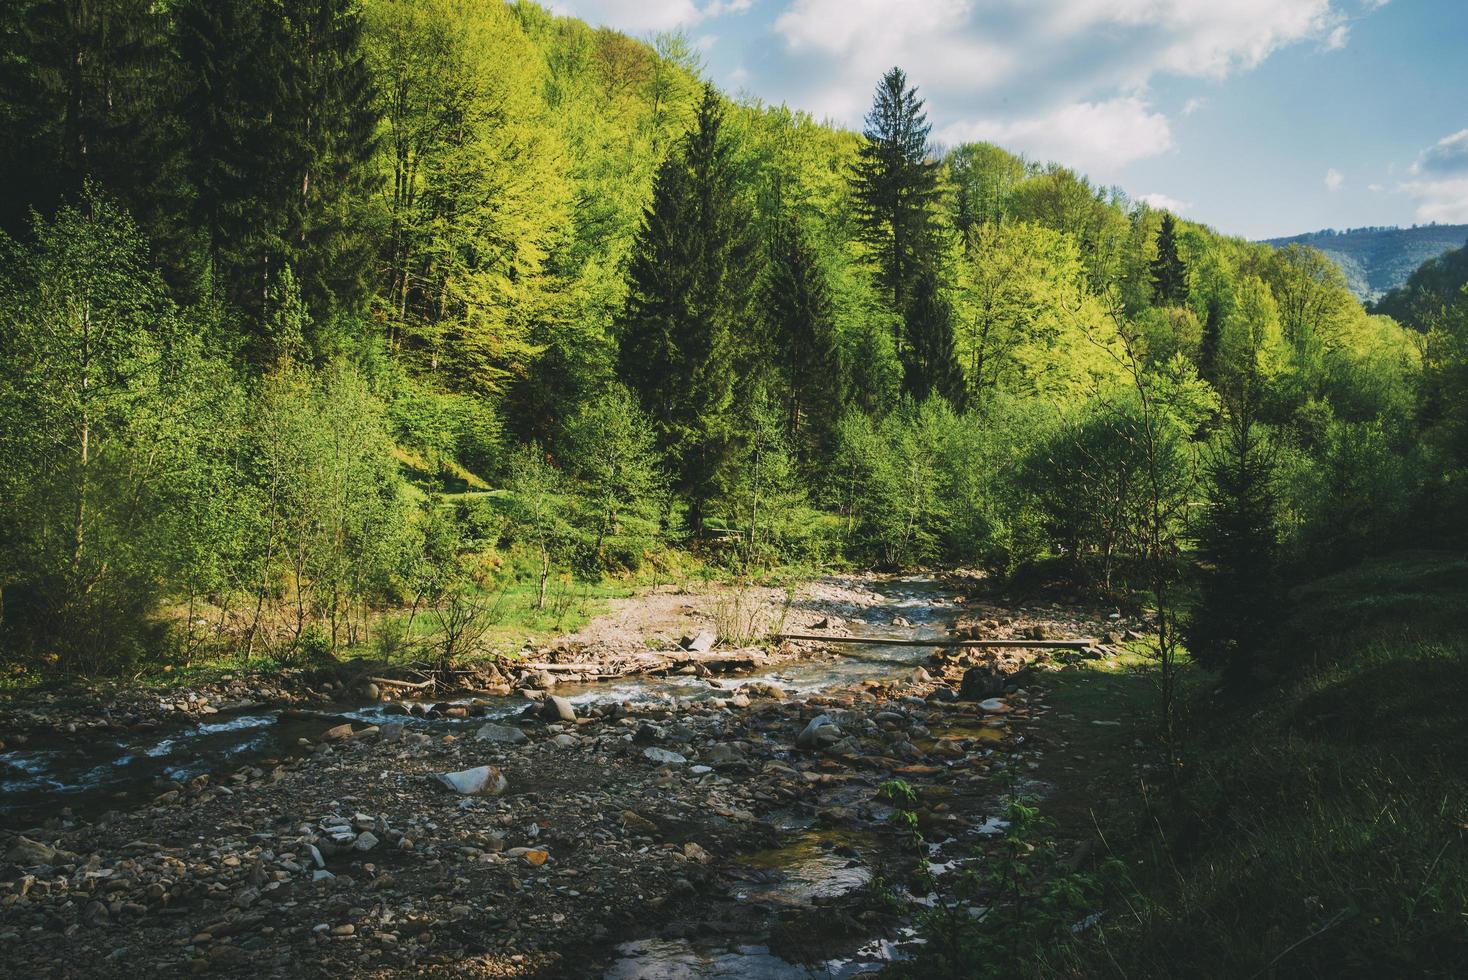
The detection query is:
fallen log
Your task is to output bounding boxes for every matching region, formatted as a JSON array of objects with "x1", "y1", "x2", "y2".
[
  {"x1": 775, "y1": 633, "x2": 1098, "y2": 650},
  {"x1": 367, "y1": 675, "x2": 435, "y2": 690}
]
